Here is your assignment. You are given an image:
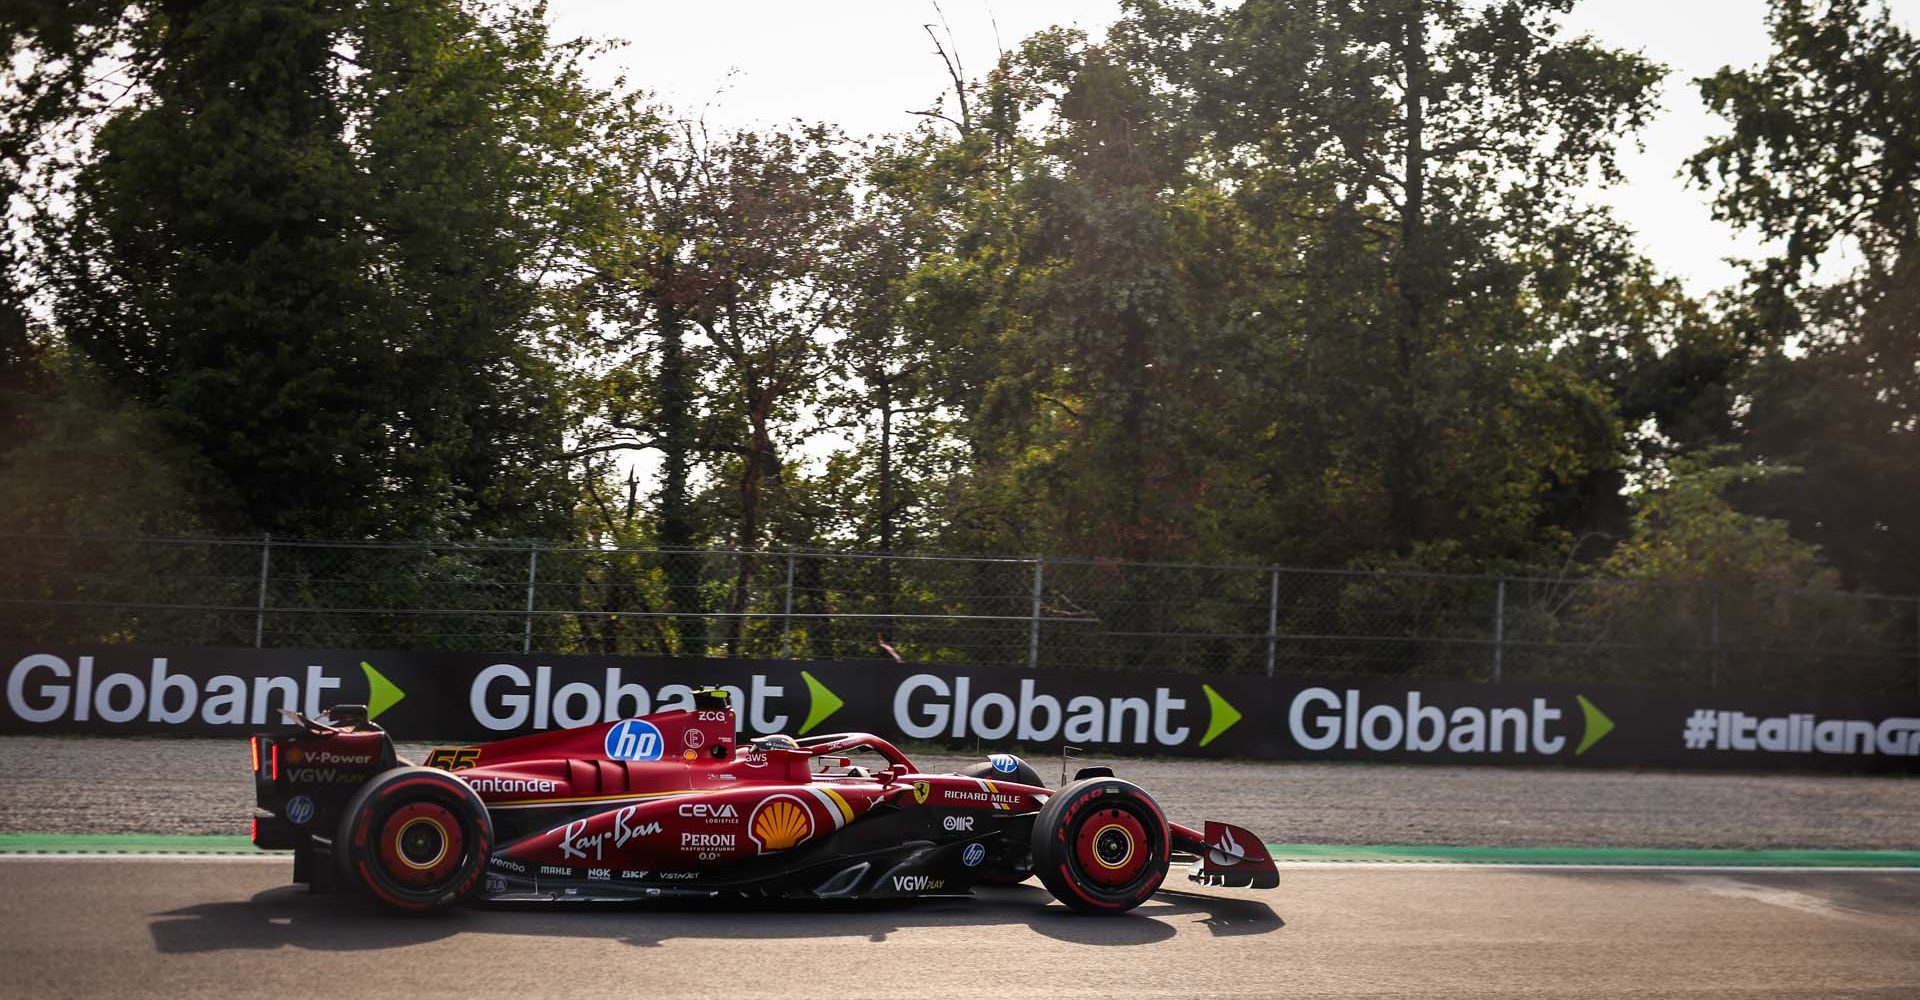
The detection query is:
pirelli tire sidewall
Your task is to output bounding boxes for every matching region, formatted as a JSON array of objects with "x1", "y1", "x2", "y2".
[
  {"x1": 335, "y1": 766, "x2": 492, "y2": 913},
  {"x1": 1030, "y1": 777, "x2": 1170, "y2": 914}
]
